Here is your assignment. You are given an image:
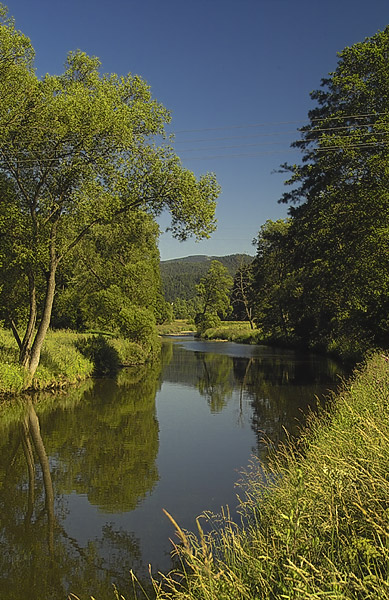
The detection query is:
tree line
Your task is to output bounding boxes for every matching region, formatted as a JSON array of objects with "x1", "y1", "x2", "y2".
[{"x1": 195, "y1": 27, "x2": 389, "y2": 358}]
